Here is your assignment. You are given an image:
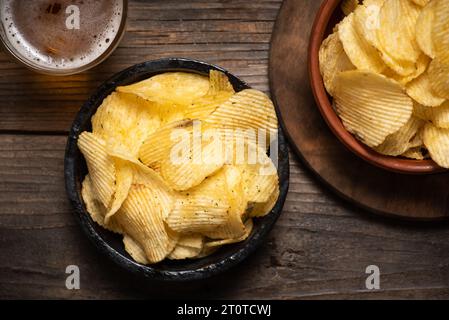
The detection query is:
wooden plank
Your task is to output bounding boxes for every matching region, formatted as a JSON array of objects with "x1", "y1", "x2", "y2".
[
  {"x1": 1, "y1": 134, "x2": 449, "y2": 299},
  {"x1": 0, "y1": 0, "x2": 281, "y2": 133}
]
